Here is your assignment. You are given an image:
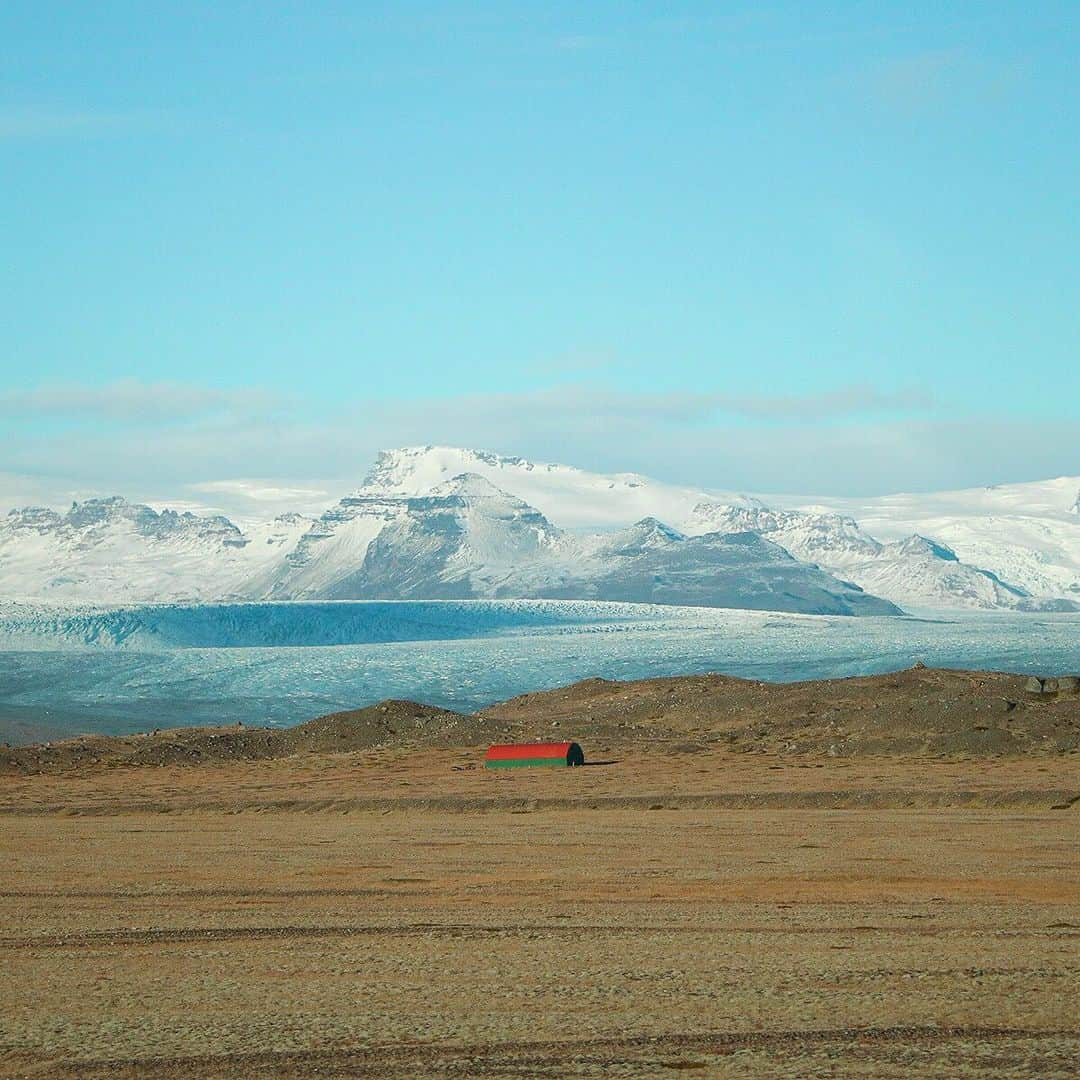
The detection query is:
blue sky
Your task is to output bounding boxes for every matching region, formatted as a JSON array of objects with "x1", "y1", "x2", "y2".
[{"x1": 1, "y1": 2, "x2": 1078, "y2": 514}]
